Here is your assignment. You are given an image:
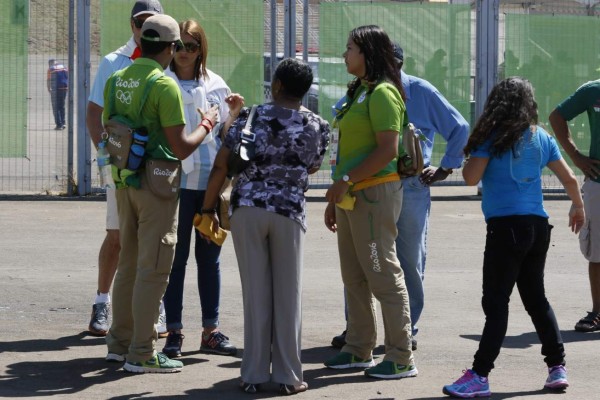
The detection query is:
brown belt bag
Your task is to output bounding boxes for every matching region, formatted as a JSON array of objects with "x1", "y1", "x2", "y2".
[
  {"x1": 104, "y1": 116, "x2": 134, "y2": 170},
  {"x1": 145, "y1": 159, "x2": 181, "y2": 200}
]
